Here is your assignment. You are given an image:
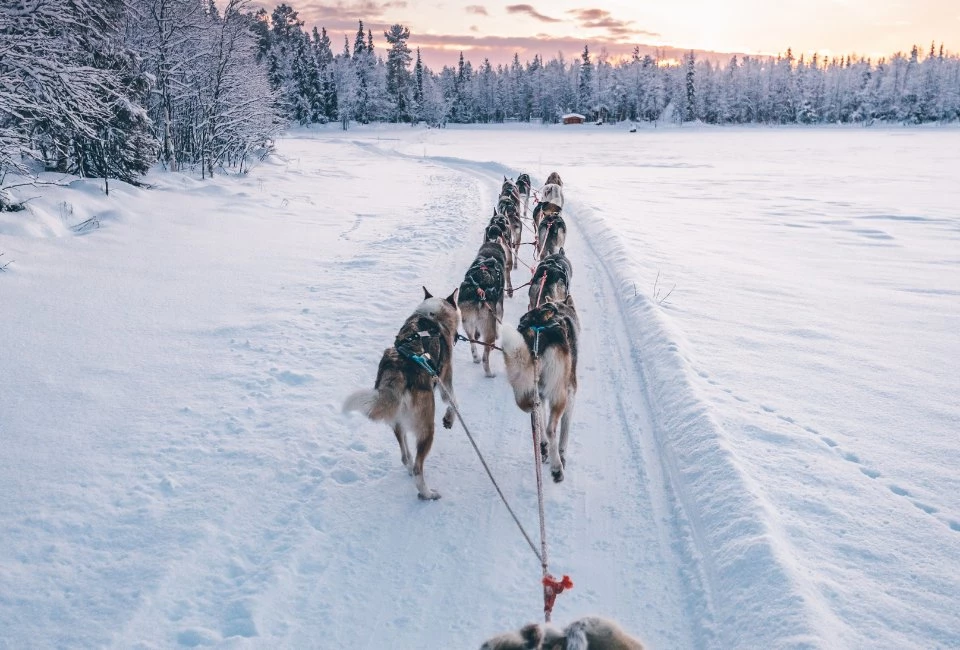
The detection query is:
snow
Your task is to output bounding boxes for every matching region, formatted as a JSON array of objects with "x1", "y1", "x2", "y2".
[{"x1": 1, "y1": 124, "x2": 958, "y2": 649}]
